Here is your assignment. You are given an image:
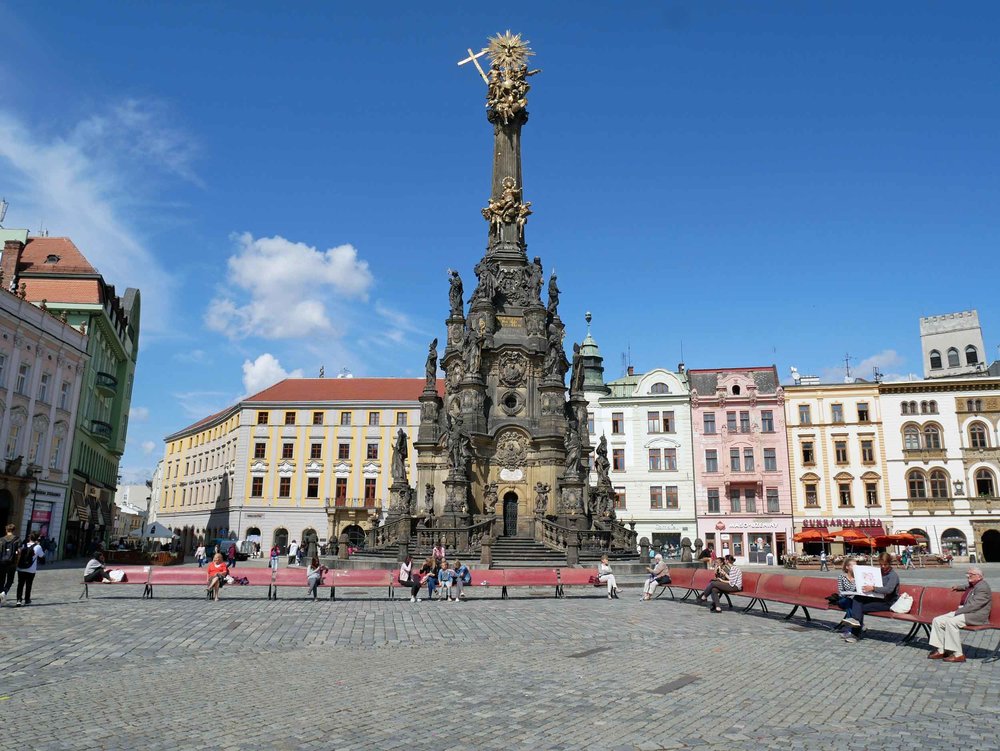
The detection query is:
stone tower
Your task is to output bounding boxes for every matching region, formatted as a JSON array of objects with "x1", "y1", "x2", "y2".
[{"x1": 413, "y1": 33, "x2": 594, "y2": 537}]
